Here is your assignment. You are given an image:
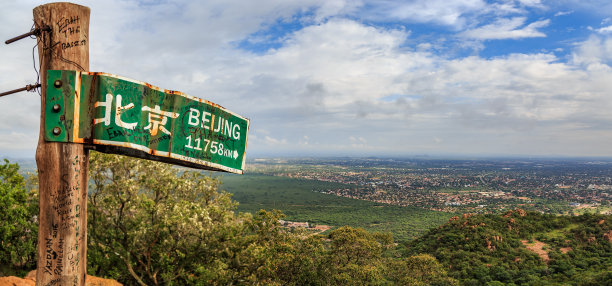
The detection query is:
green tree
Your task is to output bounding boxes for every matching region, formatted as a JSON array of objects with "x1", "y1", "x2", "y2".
[
  {"x1": 87, "y1": 152, "x2": 240, "y2": 285},
  {"x1": 220, "y1": 209, "x2": 331, "y2": 285},
  {"x1": 0, "y1": 159, "x2": 38, "y2": 275},
  {"x1": 328, "y1": 226, "x2": 388, "y2": 285},
  {"x1": 88, "y1": 153, "x2": 337, "y2": 285},
  {"x1": 387, "y1": 254, "x2": 458, "y2": 286}
]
